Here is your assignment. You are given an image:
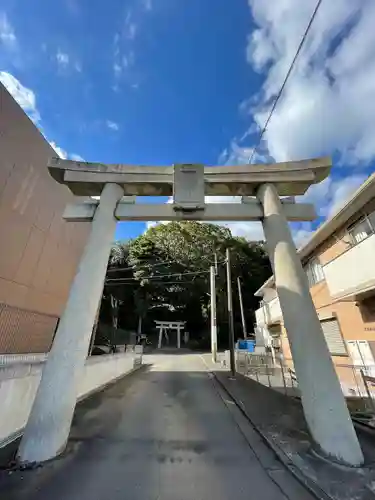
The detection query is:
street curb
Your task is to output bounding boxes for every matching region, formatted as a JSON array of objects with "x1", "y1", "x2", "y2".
[{"x1": 199, "y1": 357, "x2": 332, "y2": 500}]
